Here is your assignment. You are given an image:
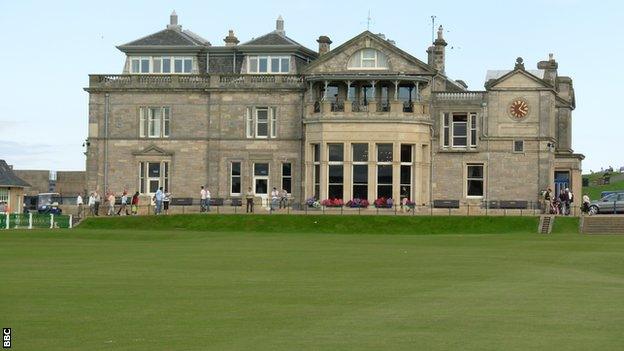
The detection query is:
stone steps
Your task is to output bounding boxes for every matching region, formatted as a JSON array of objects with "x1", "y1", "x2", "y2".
[{"x1": 581, "y1": 216, "x2": 624, "y2": 234}]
